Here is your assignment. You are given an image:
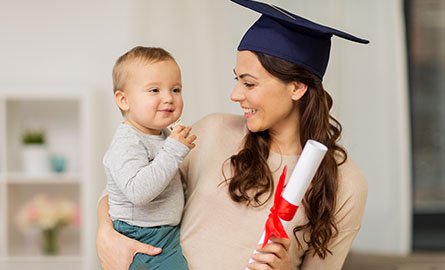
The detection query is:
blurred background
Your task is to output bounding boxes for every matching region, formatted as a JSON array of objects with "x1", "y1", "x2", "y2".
[{"x1": 0, "y1": 0, "x2": 444, "y2": 269}]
